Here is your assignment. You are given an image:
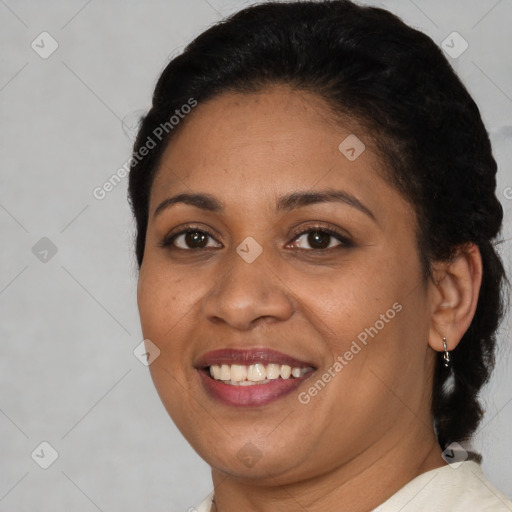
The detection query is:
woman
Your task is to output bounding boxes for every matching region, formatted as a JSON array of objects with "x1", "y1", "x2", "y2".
[{"x1": 127, "y1": 1, "x2": 511, "y2": 510}]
